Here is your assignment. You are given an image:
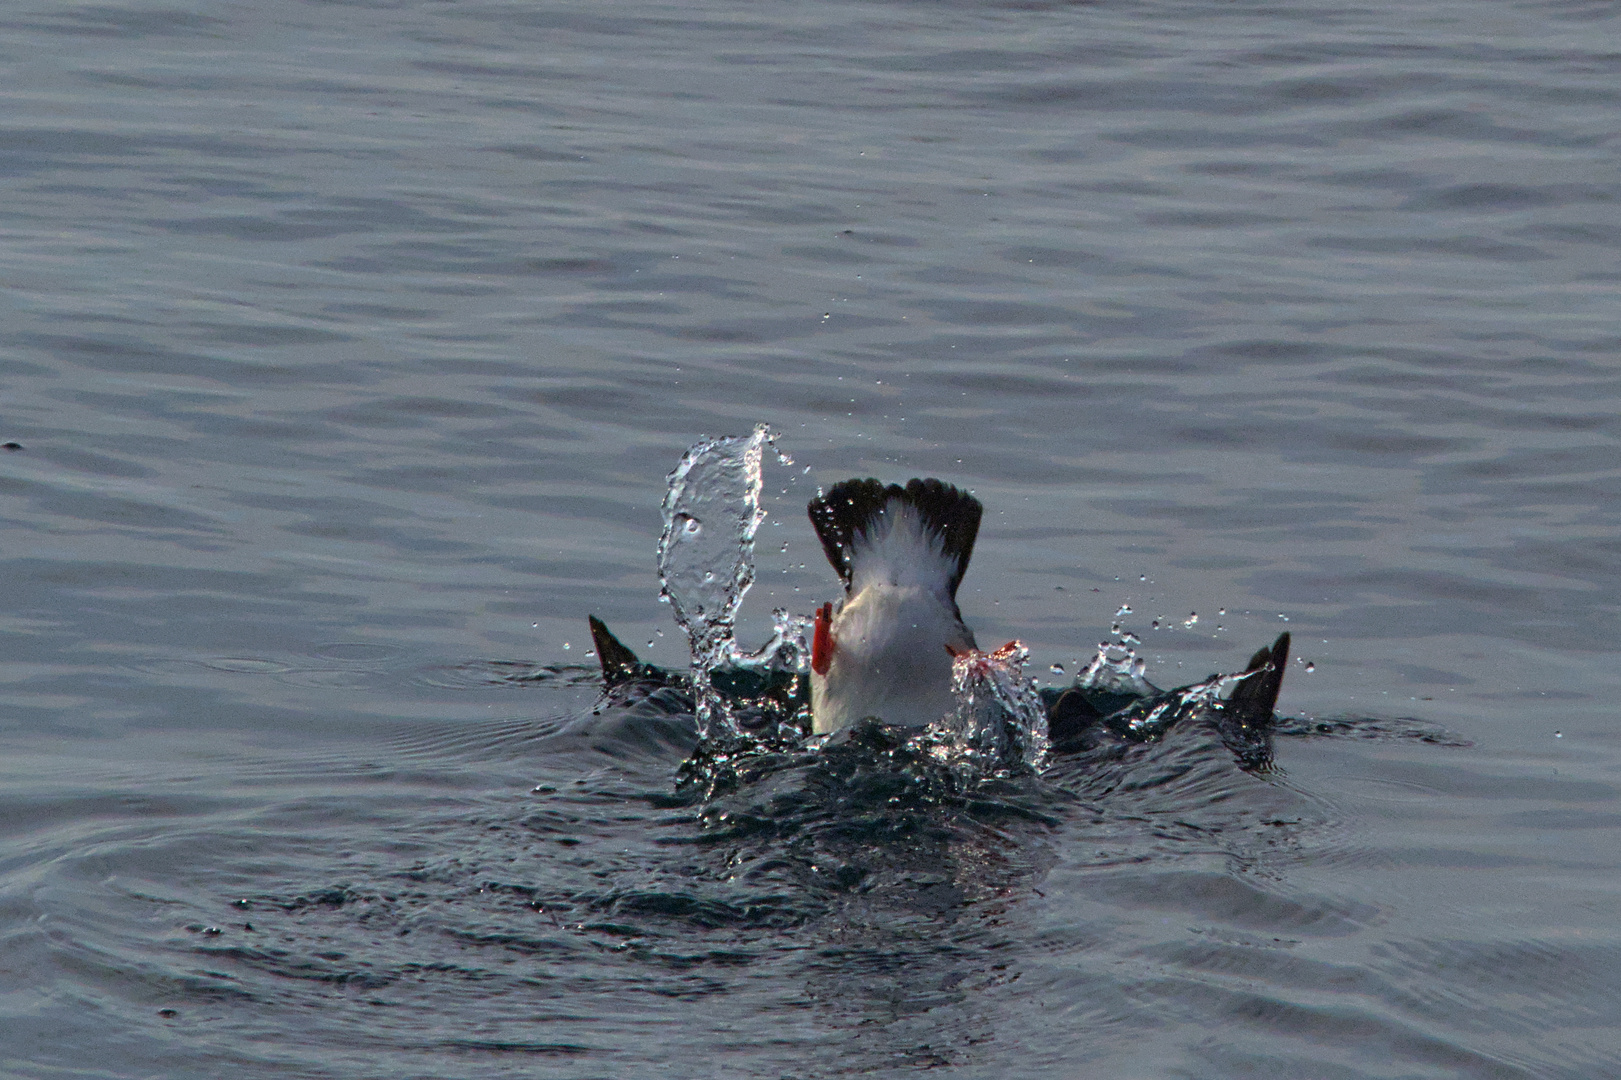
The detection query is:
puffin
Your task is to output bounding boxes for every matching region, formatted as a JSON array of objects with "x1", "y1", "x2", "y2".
[
  {"x1": 806, "y1": 478, "x2": 984, "y2": 734},
  {"x1": 587, "y1": 474, "x2": 1291, "y2": 757}
]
